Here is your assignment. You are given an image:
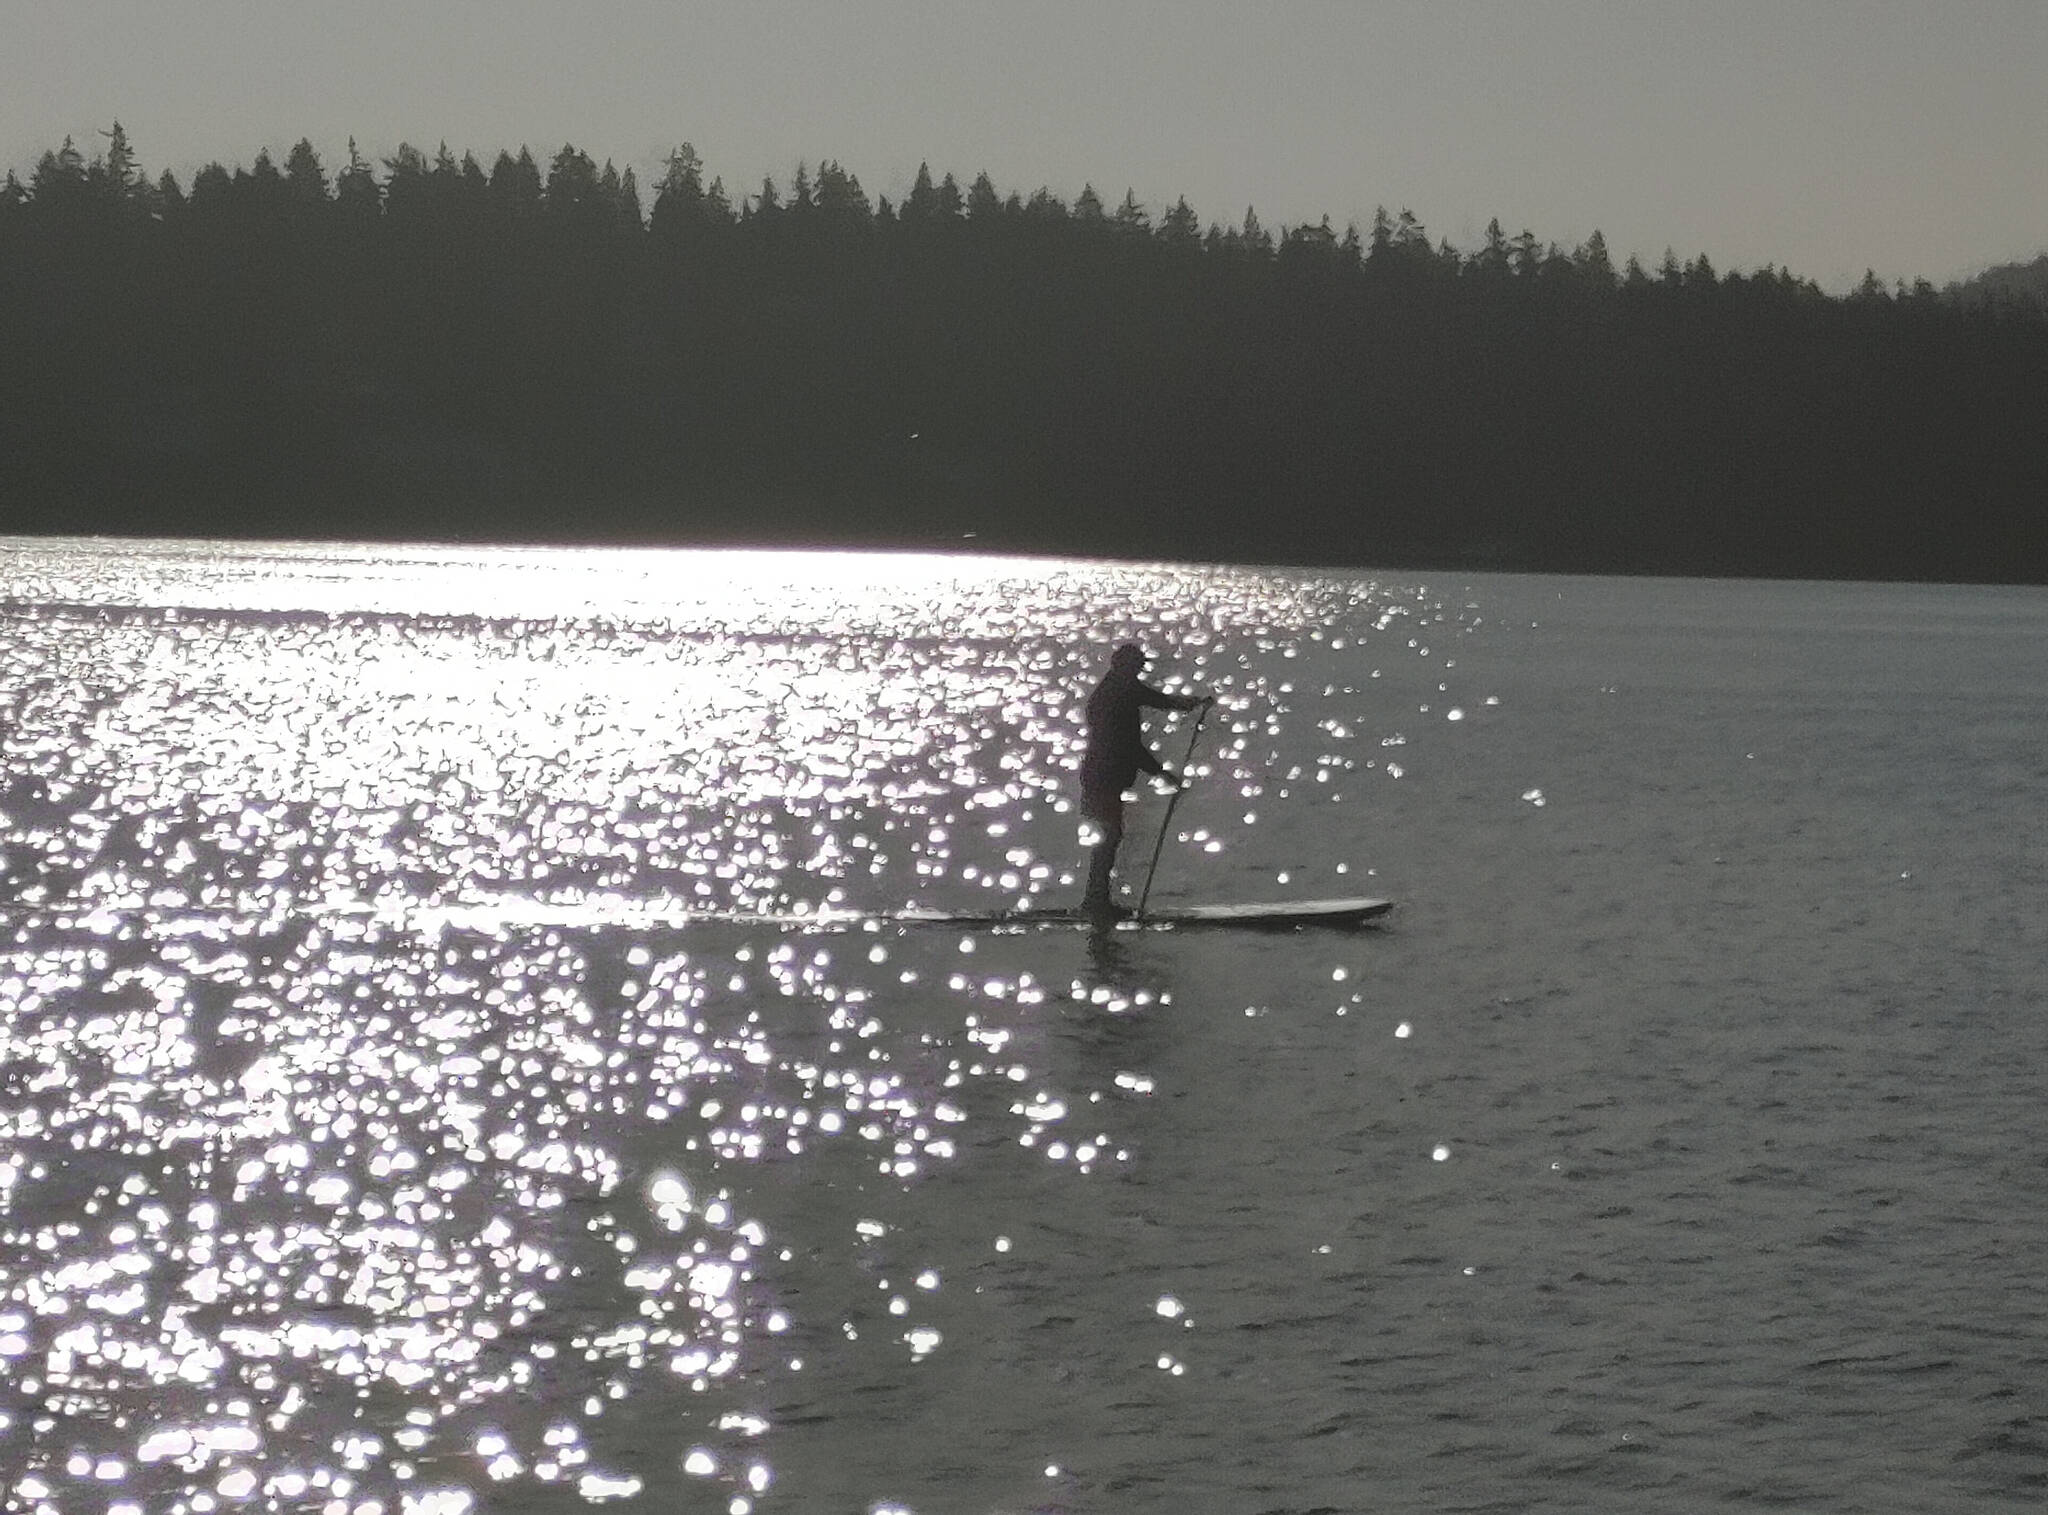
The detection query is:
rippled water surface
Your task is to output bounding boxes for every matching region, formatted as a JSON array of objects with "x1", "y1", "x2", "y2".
[{"x1": 2, "y1": 539, "x2": 2046, "y2": 1513}]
